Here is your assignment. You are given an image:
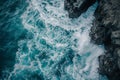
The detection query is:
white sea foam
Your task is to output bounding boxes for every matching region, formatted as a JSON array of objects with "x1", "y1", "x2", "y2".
[{"x1": 8, "y1": 0, "x2": 105, "y2": 80}]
